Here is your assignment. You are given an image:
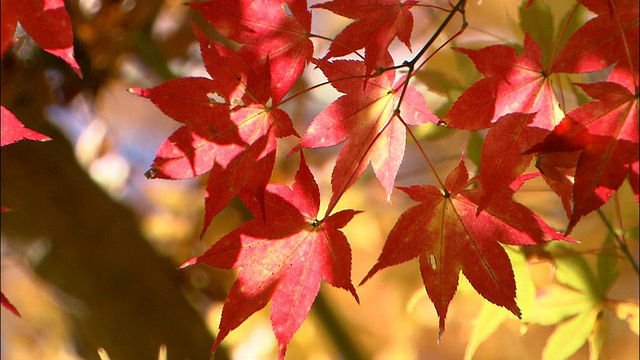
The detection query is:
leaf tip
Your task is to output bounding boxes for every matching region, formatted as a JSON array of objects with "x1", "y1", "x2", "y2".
[
  {"x1": 358, "y1": 266, "x2": 378, "y2": 287},
  {"x1": 514, "y1": 308, "x2": 523, "y2": 320},
  {"x1": 179, "y1": 257, "x2": 198, "y2": 269},
  {"x1": 475, "y1": 200, "x2": 488, "y2": 216},
  {"x1": 349, "y1": 287, "x2": 361, "y2": 304},
  {"x1": 277, "y1": 343, "x2": 288, "y2": 360},
  {"x1": 1, "y1": 292, "x2": 21, "y2": 317},
  {"x1": 128, "y1": 87, "x2": 150, "y2": 97},
  {"x1": 286, "y1": 144, "x2": 302, "y2": 158},
  {"x1": 210, "y1": 336, "x2": 225, "y2": 359},
  {"x1": 564, "y1": 219, "x2": 578, "y2": 236},
  {"x1": 507, "y1": 303, "x2": 522, "y2": 320},
  {"x1": 144, "y1": 167, "x2": 159, "y2": 179}
]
